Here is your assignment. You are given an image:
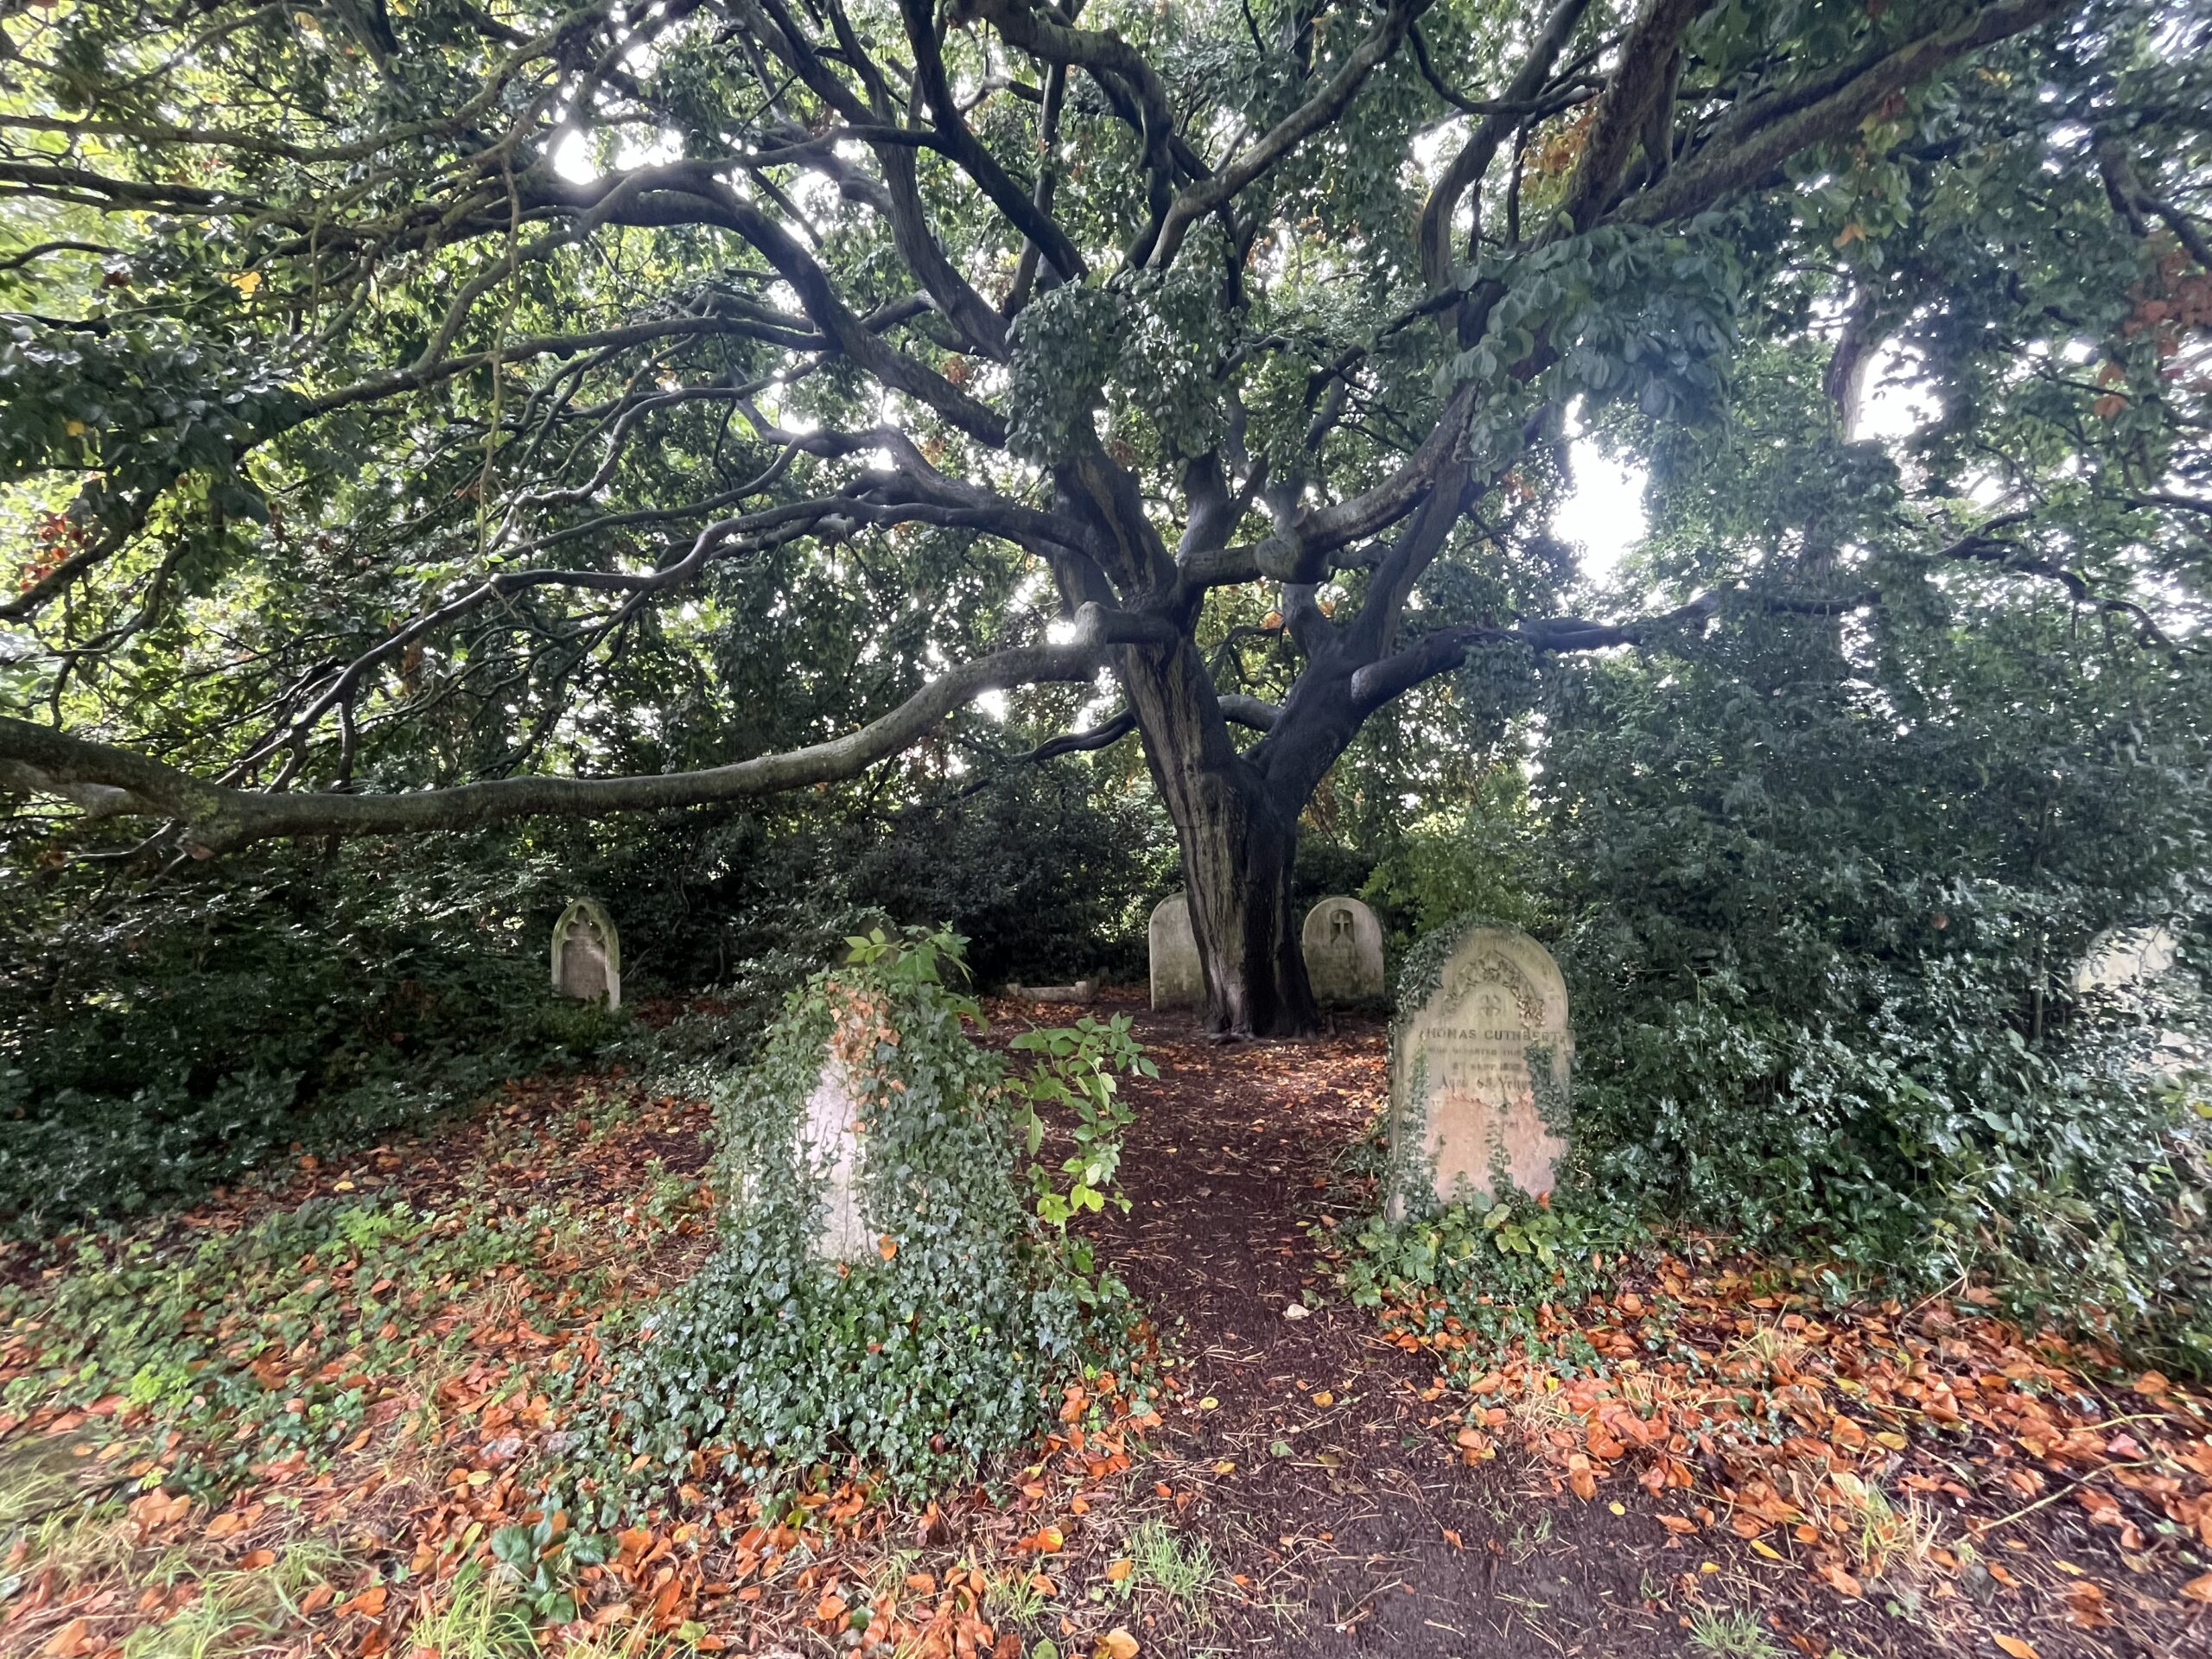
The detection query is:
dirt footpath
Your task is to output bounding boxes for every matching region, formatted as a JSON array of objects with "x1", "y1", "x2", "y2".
[{"x1": 1081, "y1": 997, "x2": 2184, "y2": 1659}]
